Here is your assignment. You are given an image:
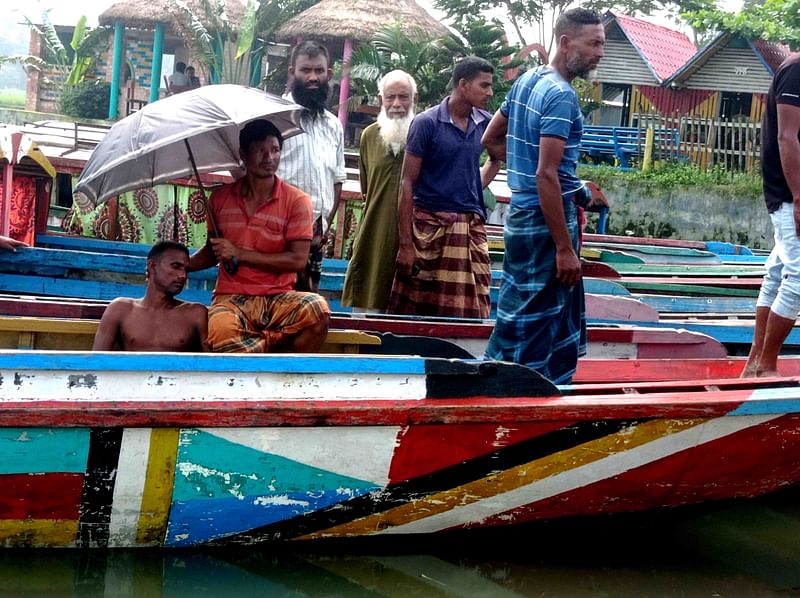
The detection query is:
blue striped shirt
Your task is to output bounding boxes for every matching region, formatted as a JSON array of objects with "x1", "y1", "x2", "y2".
[{"x1": 501, "y1": 67, "x2": 583, "y2": 208}]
